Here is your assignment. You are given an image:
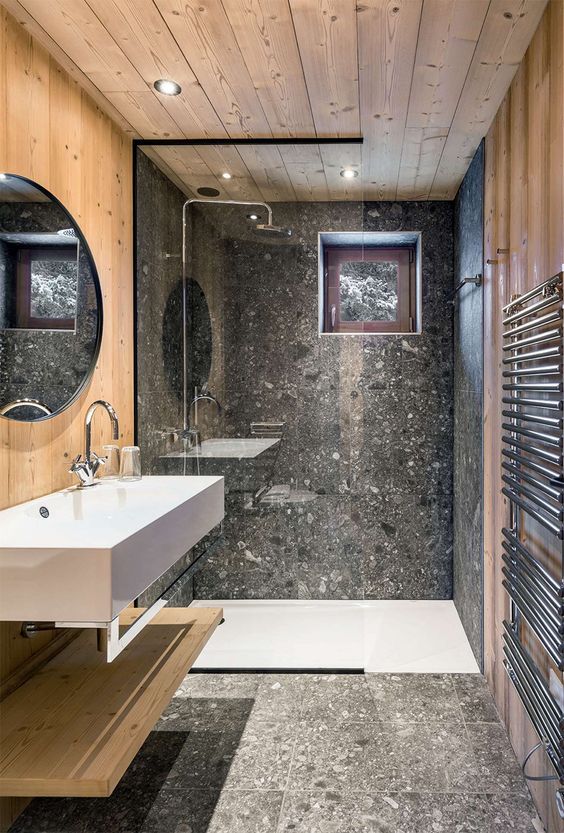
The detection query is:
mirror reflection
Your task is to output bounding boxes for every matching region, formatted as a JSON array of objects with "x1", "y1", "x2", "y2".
[{"x1": 0, "y1": 175, "x2": 102, "y2": 421}]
